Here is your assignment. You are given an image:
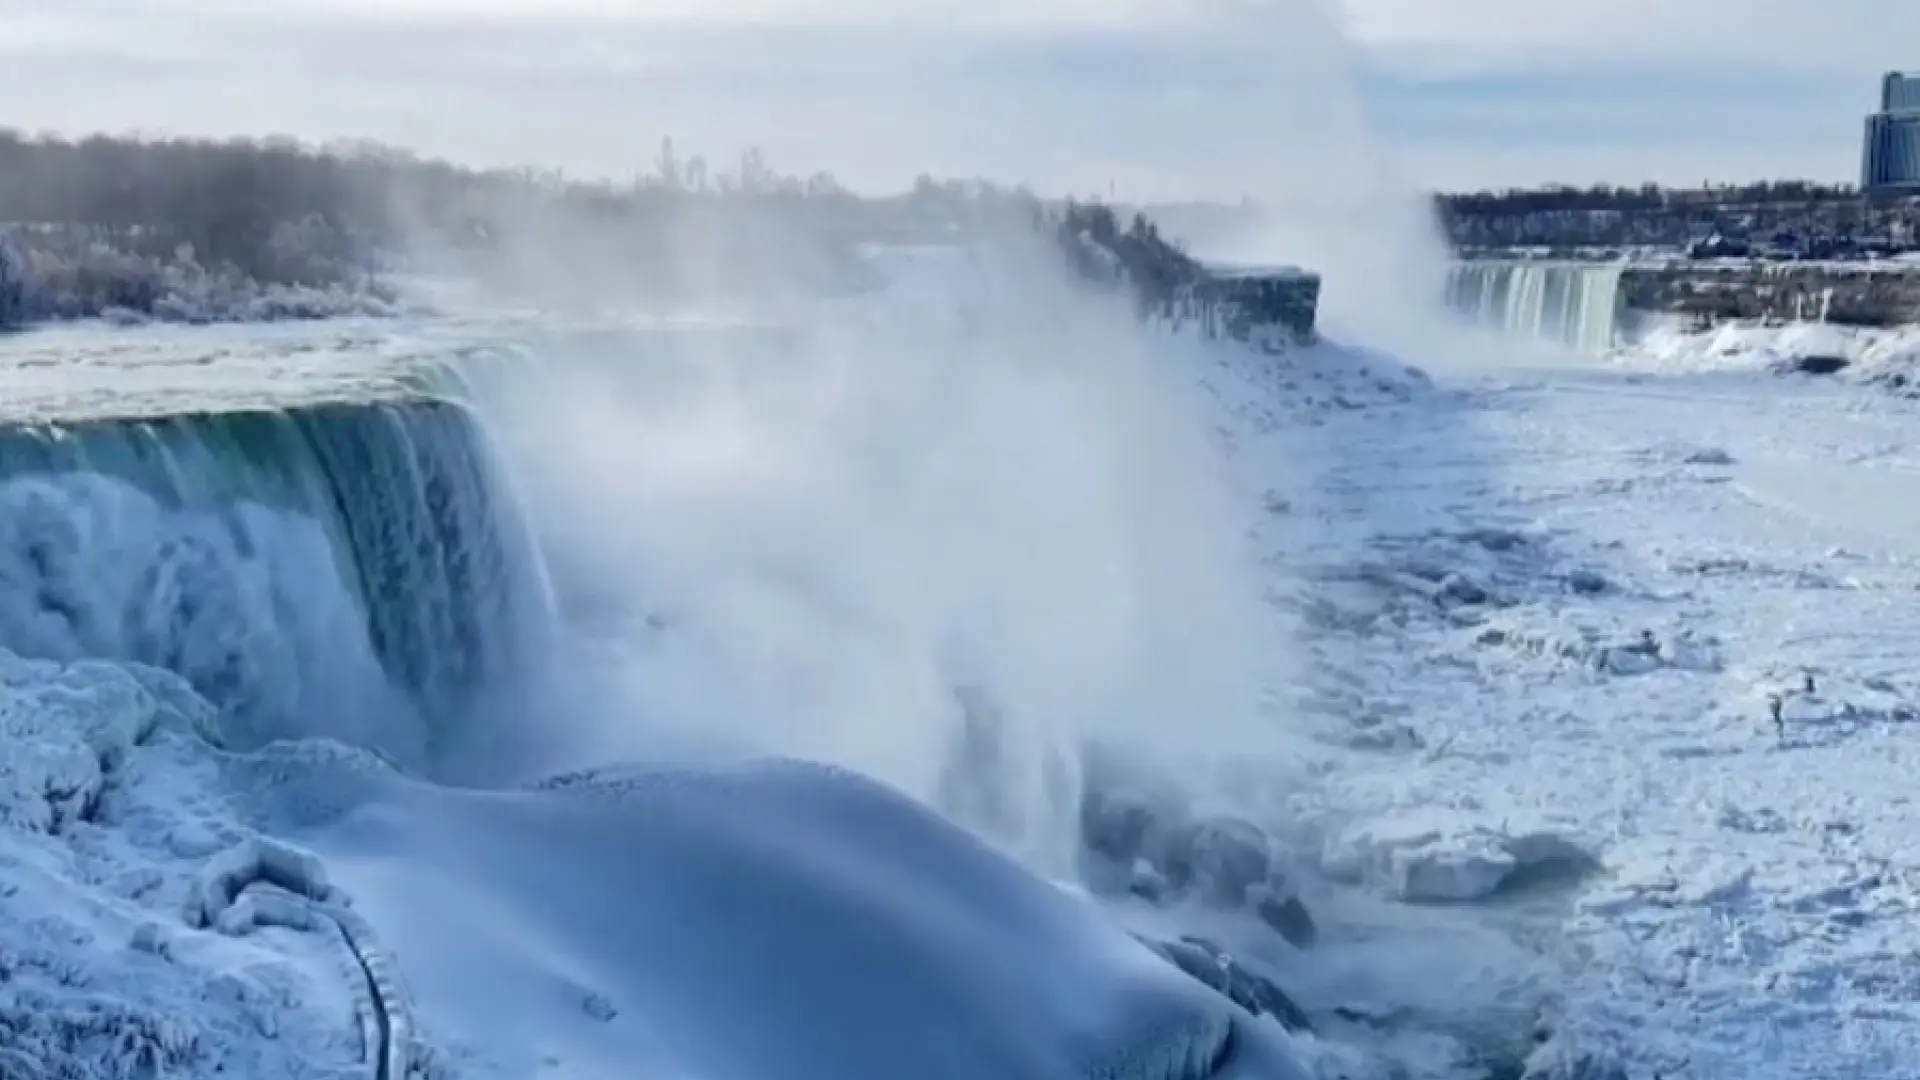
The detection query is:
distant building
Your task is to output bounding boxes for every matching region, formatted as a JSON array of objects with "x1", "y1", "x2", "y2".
[
  {"x1": 1864, "y1": 72, "x2": 1920, "y2": 192},
  {"x1": 1884, "y1": 71, "x2": 1920, "y2": 111}
]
